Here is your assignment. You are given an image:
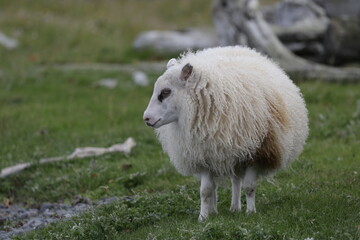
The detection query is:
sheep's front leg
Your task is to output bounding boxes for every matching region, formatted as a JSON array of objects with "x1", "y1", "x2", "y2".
[
  {"x1": 230, "y1": 176, "x2": 242, "y2": 212},
  {"x1": 199, "y1": 172, "x2": 217, "y2": 221},
  {"x1": 243, "y1": 166, "x2": 258, "y2": 214}
]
